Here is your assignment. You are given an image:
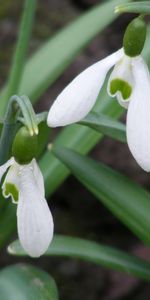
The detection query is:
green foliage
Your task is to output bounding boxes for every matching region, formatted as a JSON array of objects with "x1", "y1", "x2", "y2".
[
  {"x1": 0, "y1": 0, "x2": 128, "y2": 249},
  {"x1": 8, "y1": 235, "x2": 150, "y2": 281},
  {"x1": 80, "y1": 112, "x2": 126, "y2": 143},
  {"x1": 2, "y1": 0, "x2": 150, "y2": 298},
  {"x1": 0, "y1": 264, "x2": 58, "y2": 300},
  {"x1": 116, "y1": 1, "x2": 150, "y2": 14},
  {"x1": 37, "y1": 121, "x2": 51, "y2": 158},
  {"x1": 53, "y1": 146, "x2": 150, "y2": 246}
]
